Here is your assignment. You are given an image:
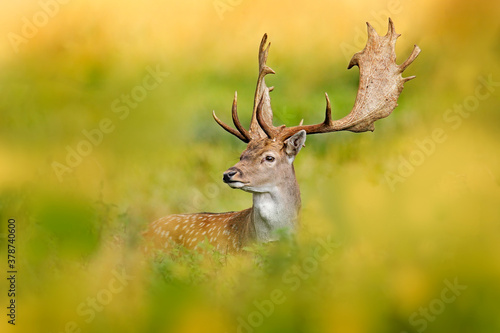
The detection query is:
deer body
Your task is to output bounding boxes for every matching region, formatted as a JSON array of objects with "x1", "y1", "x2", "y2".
[
  {"x1": 144, "y1": 134, "x2": 306, "y2": 252},
  {"x1": 143, "y1": 19, "x2": 420, "y2": 253},
  {"x1": 143, "y1": 209, "x2": 254, "y2": 252}
]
